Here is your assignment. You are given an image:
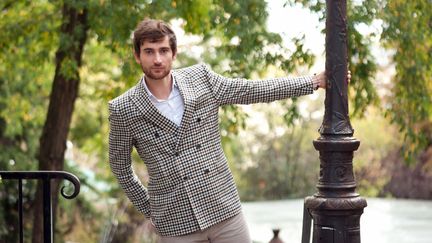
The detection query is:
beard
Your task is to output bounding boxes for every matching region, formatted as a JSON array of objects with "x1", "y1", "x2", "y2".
[{"x1": 142, "y1": 64, "x2": 171, "y2": 81}]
